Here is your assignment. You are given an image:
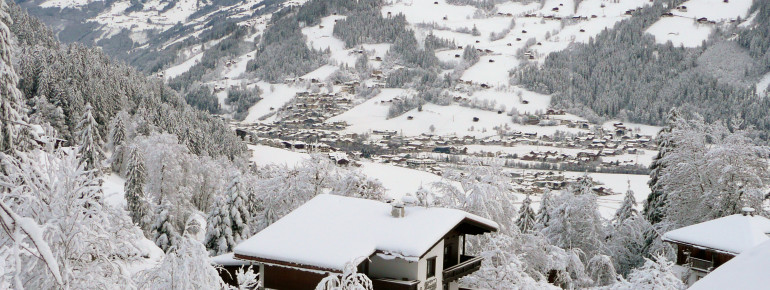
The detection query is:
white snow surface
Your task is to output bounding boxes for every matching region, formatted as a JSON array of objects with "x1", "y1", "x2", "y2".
[
  {"x1": 646, "y1": 17, "x2": 712, "y2": 48},
  {"x1": 233, "y1": 194, "x2": 497, "y2": 271},
  {"x1": 662, "y1": 214, "x2": 770, "y2": 255},
  {"x1": 164, "y1": 53, "x2": 203, "y2": 79},
  {"x1": 690, "y1": 239, "x2": 770, "y2": 290},
  {"x1": 211, "y1": 252, "x2": 252, "y2": 266},
  {"x1": 248, "y1": 144, "x2": 309, "y2": 168},
  {"x1": 672, "y1": 0, "x2": 752, "y2": 21},
  {"x1": 757, "y1": 71, "x2": 770, "y2": 97},
  {"x1": 242, "y1": 82, "x2": 302, "y2": 123}
]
